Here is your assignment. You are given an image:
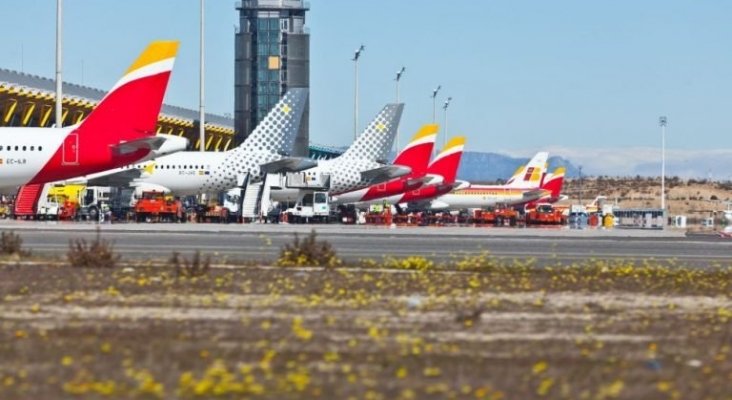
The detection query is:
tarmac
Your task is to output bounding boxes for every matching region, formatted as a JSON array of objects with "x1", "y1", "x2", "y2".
[{"x1": 2, "y1": 220, "x2": 731, "y2": 267}]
